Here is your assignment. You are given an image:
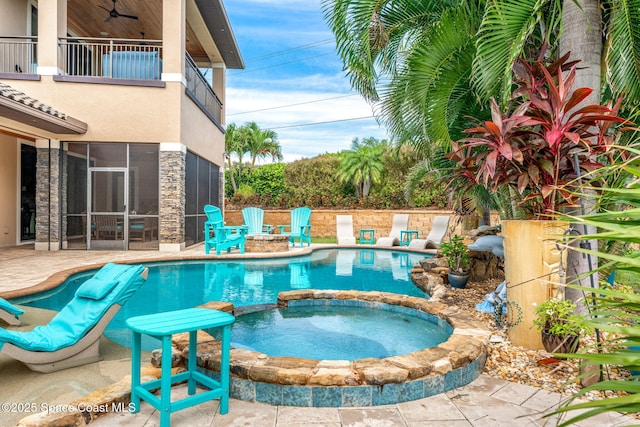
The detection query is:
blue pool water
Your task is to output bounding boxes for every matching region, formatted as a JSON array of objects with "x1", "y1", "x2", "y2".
[
  {"x1": 230, "y1": 305, "x2": 451, "y2": 360},
  {"x1": 18, "y1": 249, "x2": 431, "y2": 351}
]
